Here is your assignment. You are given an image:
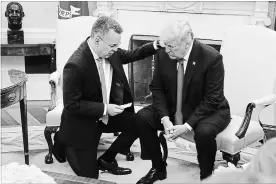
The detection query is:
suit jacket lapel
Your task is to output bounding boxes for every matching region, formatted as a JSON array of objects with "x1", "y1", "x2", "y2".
[
  {"x1": 182, "y1": 40, "x2": 200, "y2": 102},
  {"x1": 108, "y1": 57, "x2": 131, "y2": 94},
  {"x1": 82, "y1": 39, "x2": 102, "y2": 91}
]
